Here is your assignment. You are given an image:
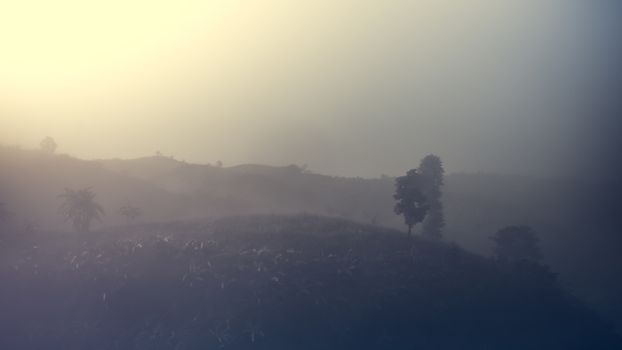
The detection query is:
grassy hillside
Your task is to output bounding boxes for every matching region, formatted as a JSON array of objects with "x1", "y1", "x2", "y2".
[
  {"x1": 2, "y1": 147, "x2": 621, "y2": 330},
  {"x1": 98, "y1": 155, "x2": 622, "y2": 326},
  {"x1": 1, "y1": 215, "x2": 619, "y2": 349}
]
